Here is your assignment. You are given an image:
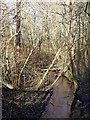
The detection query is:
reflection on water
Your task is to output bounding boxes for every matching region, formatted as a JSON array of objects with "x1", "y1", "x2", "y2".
[{"x1": 41, "y1": 77, "x2": 75, "y2": 119}]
